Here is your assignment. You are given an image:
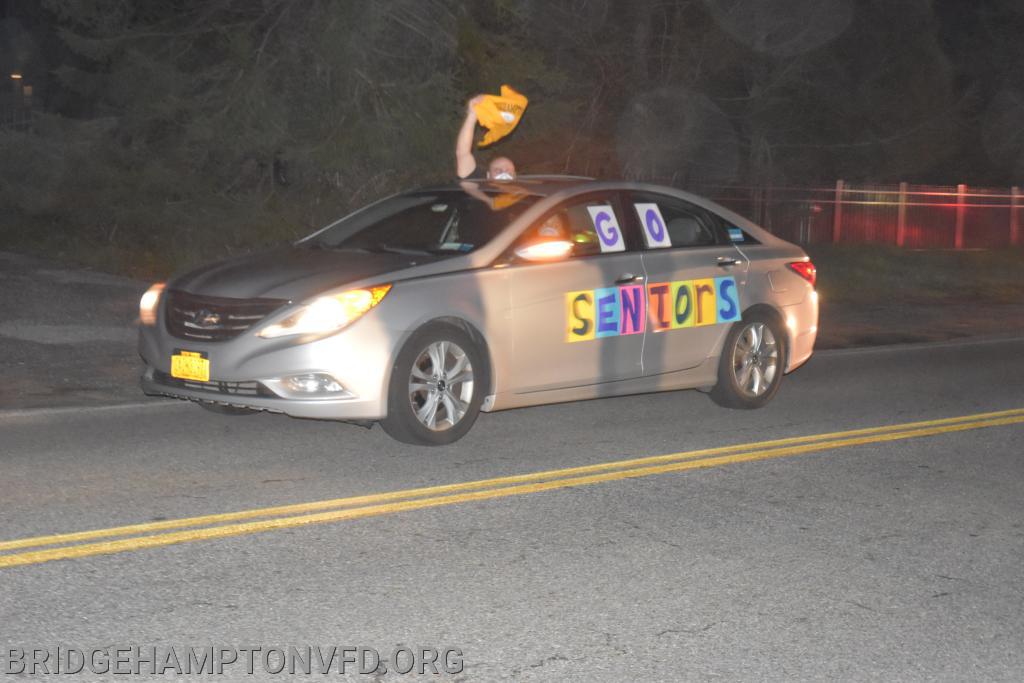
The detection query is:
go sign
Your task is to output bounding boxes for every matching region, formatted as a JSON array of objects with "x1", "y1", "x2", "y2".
[
  {"x1": 586, "y1": 205, "x2": 625, "y2": 253},
  {"x1": 634, "y1": 203, "x2": 672, "y2": 249}
]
